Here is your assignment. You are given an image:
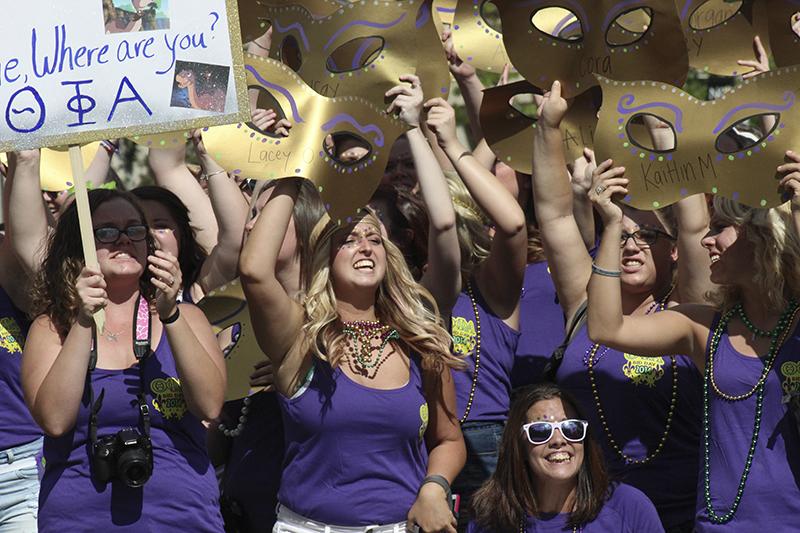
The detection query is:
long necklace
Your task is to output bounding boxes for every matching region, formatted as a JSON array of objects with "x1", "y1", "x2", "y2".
[
  {"x1": 342, "y1": 320, "x2": 399, "y2": 379},
  {"x1": 217, "y1": 395, "x2": 252, "y2": 437},
  {"x1": 460, "y1": 281, "x2": 481, "y2": 424},
  {"x1": 703, "y1": 300, "x2": 799, "y2": 523},
  {"x1": 587, "y1": 287, "x2": 677, "y2": 465}
]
